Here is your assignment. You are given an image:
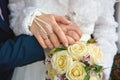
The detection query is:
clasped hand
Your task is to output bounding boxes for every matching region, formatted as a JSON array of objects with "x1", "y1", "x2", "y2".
[{"x1": 30, "y1": 13, "x2": 82, "y2": 49}]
